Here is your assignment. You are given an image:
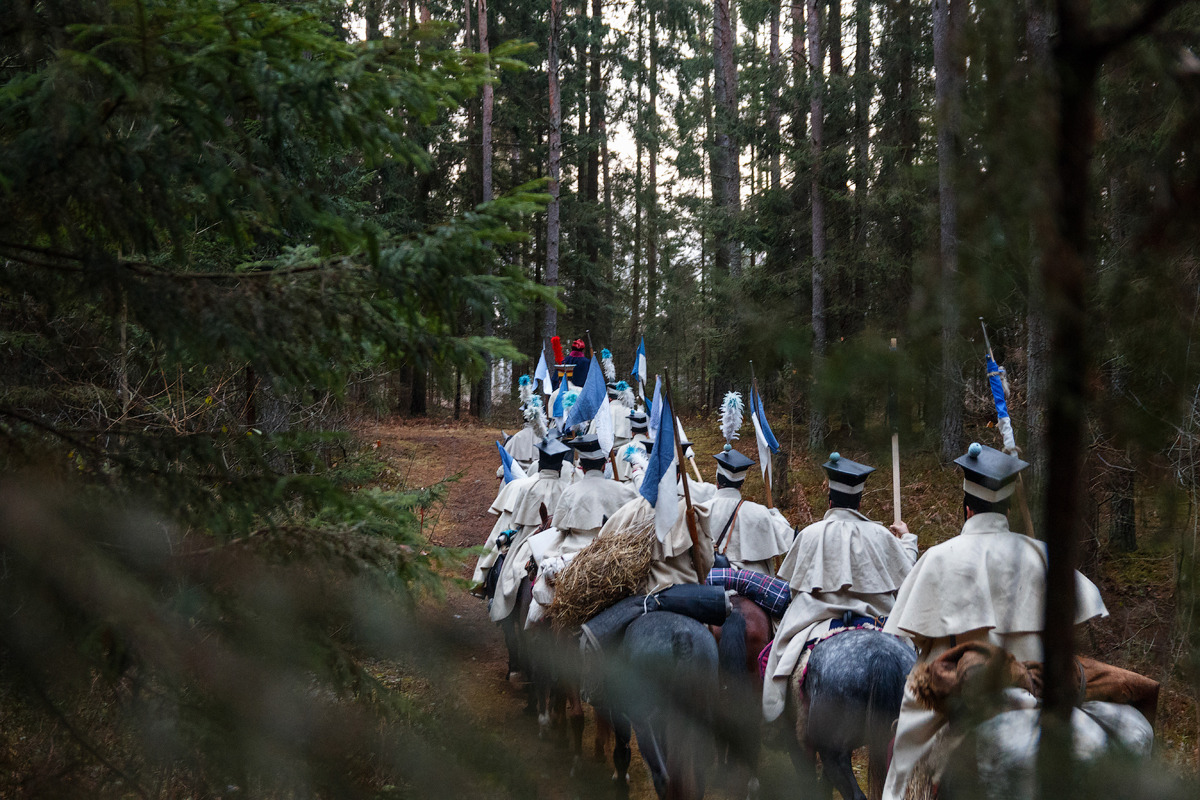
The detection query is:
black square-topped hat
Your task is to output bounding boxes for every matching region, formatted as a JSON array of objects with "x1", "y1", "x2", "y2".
[
  {"x1": 569, "y1": 433, "x2": 607, "y2": 461},
  {"x1": 629, "y1": 410, "x2": 649, "y2": 431},
  {"x1": 822, "y1": 452, "x2": 875, "y2": 495},
  {"x1": 536, "y1": 436, "x2": 572, "y2": 470},
  {"x1": 955, "y1": 442, "x2": 1028, "y2": 501},
  {"x1": 713, "y1": 444, "x2": 755, "y2": 480}
]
